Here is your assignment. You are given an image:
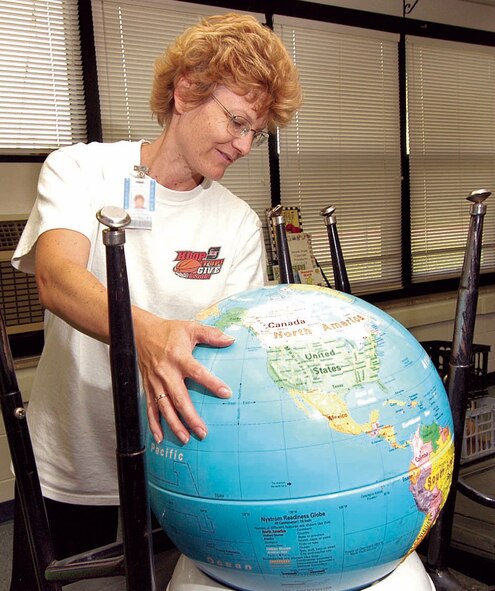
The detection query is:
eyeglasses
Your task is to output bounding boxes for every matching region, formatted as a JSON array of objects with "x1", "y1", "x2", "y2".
[{"x1": 212, "y1": 95, "x2": 269, "y2": 147}]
